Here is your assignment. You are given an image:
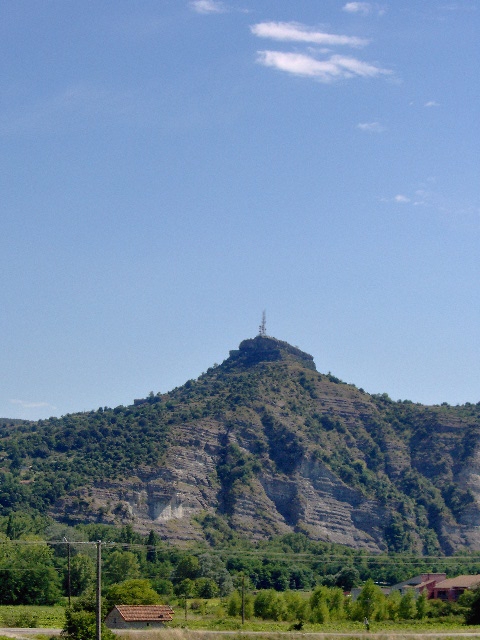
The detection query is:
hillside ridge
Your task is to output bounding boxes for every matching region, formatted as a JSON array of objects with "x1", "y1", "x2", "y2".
[{"x1": 1, "y1": 335, "x2": 480, "y2": 554}]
